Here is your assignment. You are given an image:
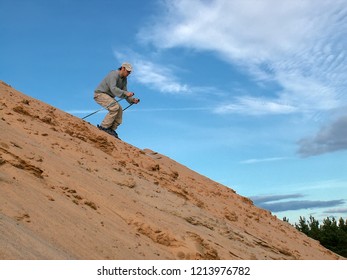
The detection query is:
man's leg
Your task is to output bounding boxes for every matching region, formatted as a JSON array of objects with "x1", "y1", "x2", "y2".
[
  {"x1": 94, "y1": 93, "x2": 120, "y2": 129},
  {"x1": 111, "y1": 107, "x2": 123, "y2": 130}
]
